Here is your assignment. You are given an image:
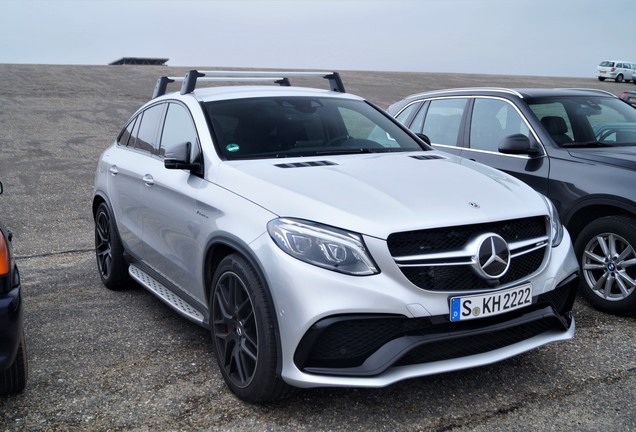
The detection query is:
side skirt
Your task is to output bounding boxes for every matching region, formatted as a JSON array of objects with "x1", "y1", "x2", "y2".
[{"x1": 128, "y1": 264, "x2": 206, "y2": 326}]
